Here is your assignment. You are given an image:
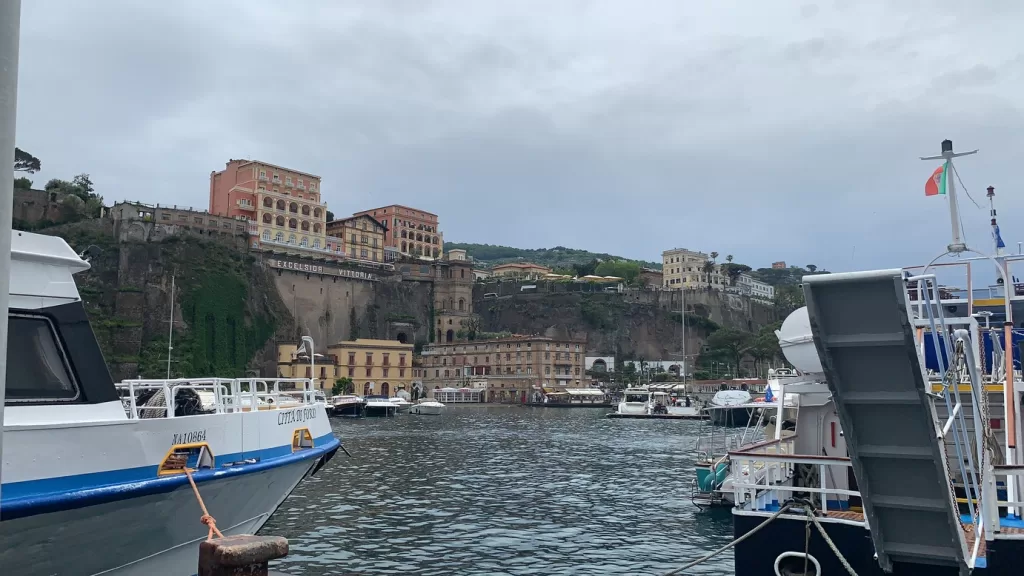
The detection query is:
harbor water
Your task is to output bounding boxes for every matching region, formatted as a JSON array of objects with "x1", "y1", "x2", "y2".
[{"x1": 262, "y1": 405, "x2": 733, "y2": 575}]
